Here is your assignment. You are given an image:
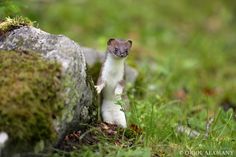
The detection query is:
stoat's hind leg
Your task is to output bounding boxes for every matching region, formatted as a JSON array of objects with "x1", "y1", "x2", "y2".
[
  {"x1": 101, "y1": 100, "x2": 115, "y2": 124},
  {"x1": 102, "y1": 109, "x2": 114, "y2": 125},
  {"x1": 101, "y1": 100, "x2": 127, "y2": 128},
  {"x1": 113, "y1": 109, "x2": 127, "y2": 128}
]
